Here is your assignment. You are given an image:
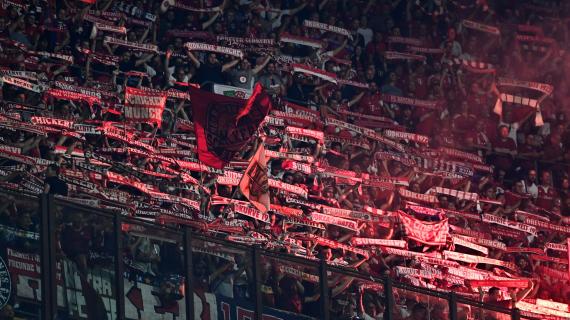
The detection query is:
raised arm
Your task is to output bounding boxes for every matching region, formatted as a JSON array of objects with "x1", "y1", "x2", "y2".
[
  {"x1": 202, "y1": 11, "x2": 222, "y2": 30},
  {"x1": 222, "y1": 59, "x2": 240, "y2": 72},
  {"x1": 252, "y1": 56, "x2": 271, "y2": 75},
  {"x1": 186, "y1": 50, "x2": 201, "y2": 68}
]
